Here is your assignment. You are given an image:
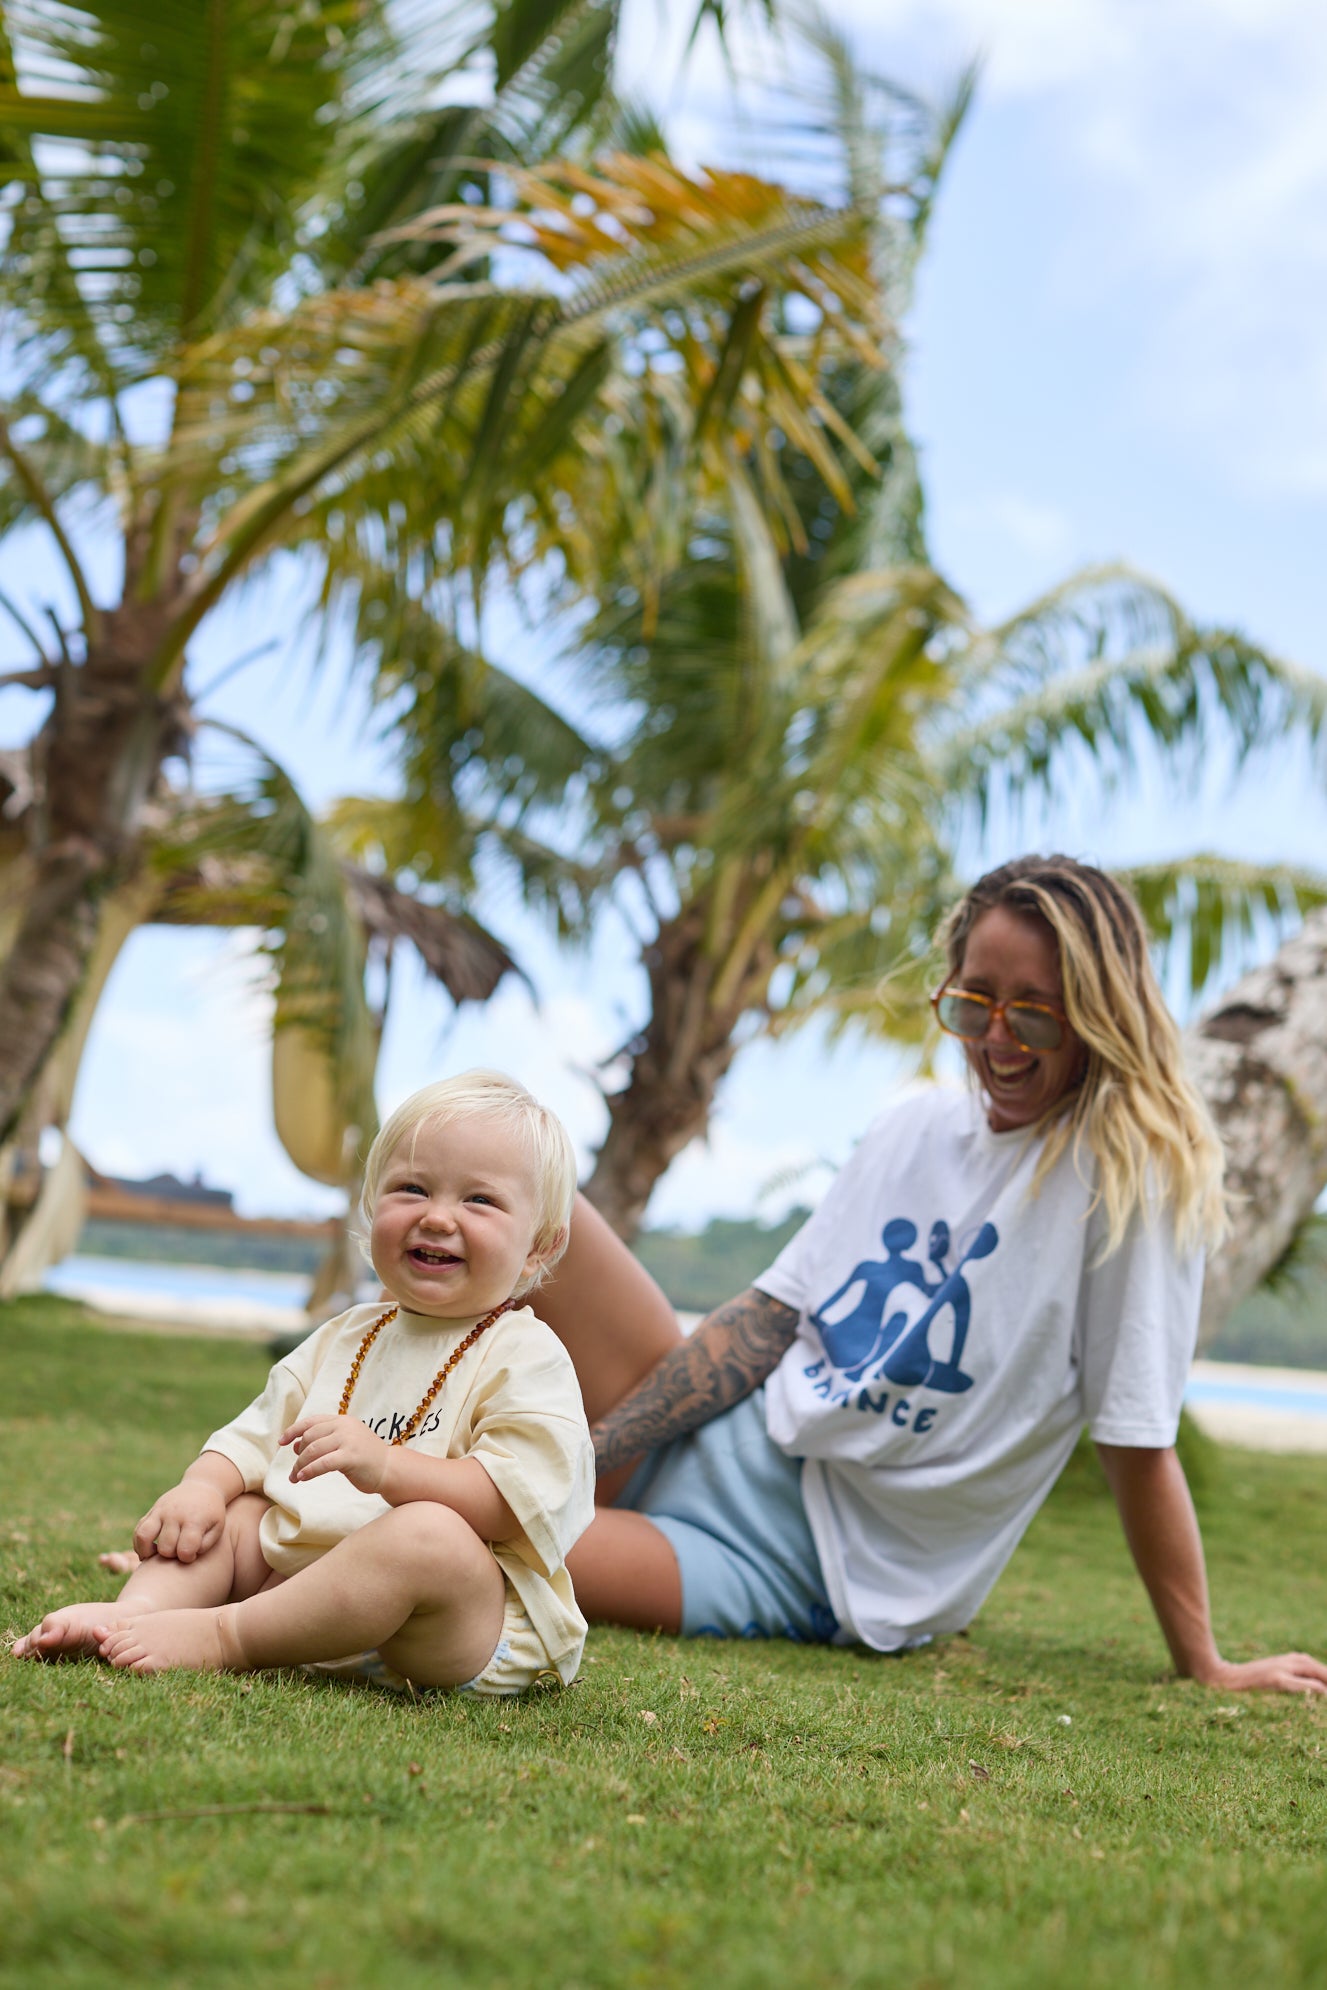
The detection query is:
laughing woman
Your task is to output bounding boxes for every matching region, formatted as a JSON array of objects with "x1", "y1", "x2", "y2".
[{"x1": 538, "y1": 855, "x2": 1326, "y2": 1695}]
